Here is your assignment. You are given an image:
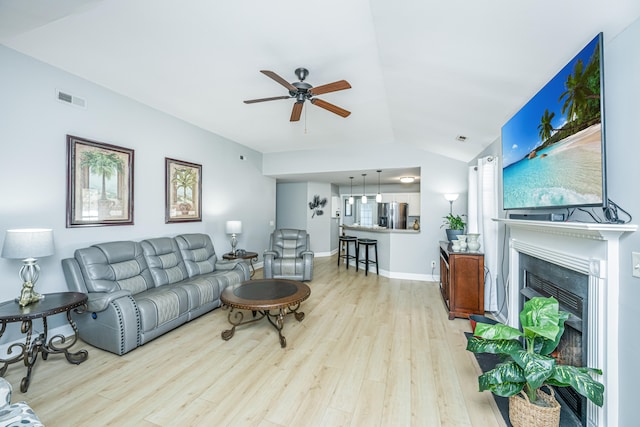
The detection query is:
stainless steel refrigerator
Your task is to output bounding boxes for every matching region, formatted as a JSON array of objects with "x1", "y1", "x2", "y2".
[{"x1": 378, "y1": 202, "x2": 408, "y2": 229}]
